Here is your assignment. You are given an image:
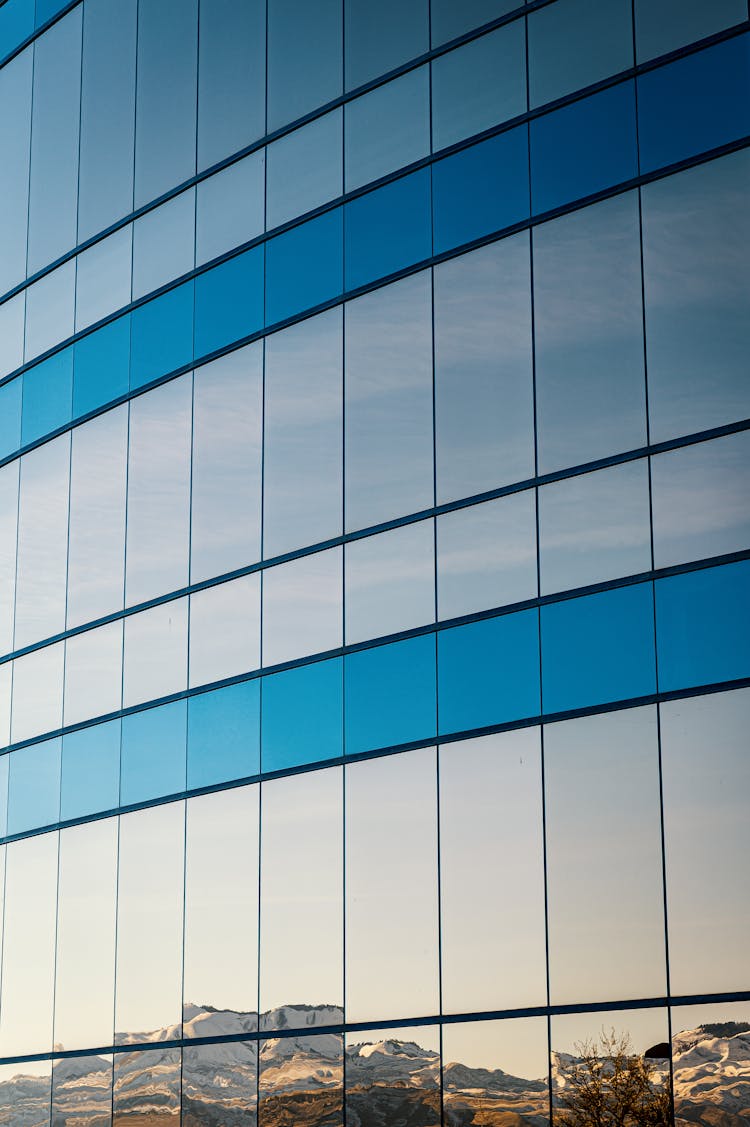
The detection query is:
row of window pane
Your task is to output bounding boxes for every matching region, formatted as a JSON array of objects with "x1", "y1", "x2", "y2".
[{"x1": 0, "y1": 690, "x2": 745, "y2": 1058}]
